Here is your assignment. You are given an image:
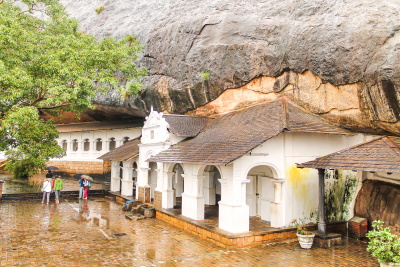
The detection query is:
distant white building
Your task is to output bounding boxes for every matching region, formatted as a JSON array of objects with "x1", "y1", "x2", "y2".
[{"x1": 49, "y1": 120, "x2": 143, "y2": 175}]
